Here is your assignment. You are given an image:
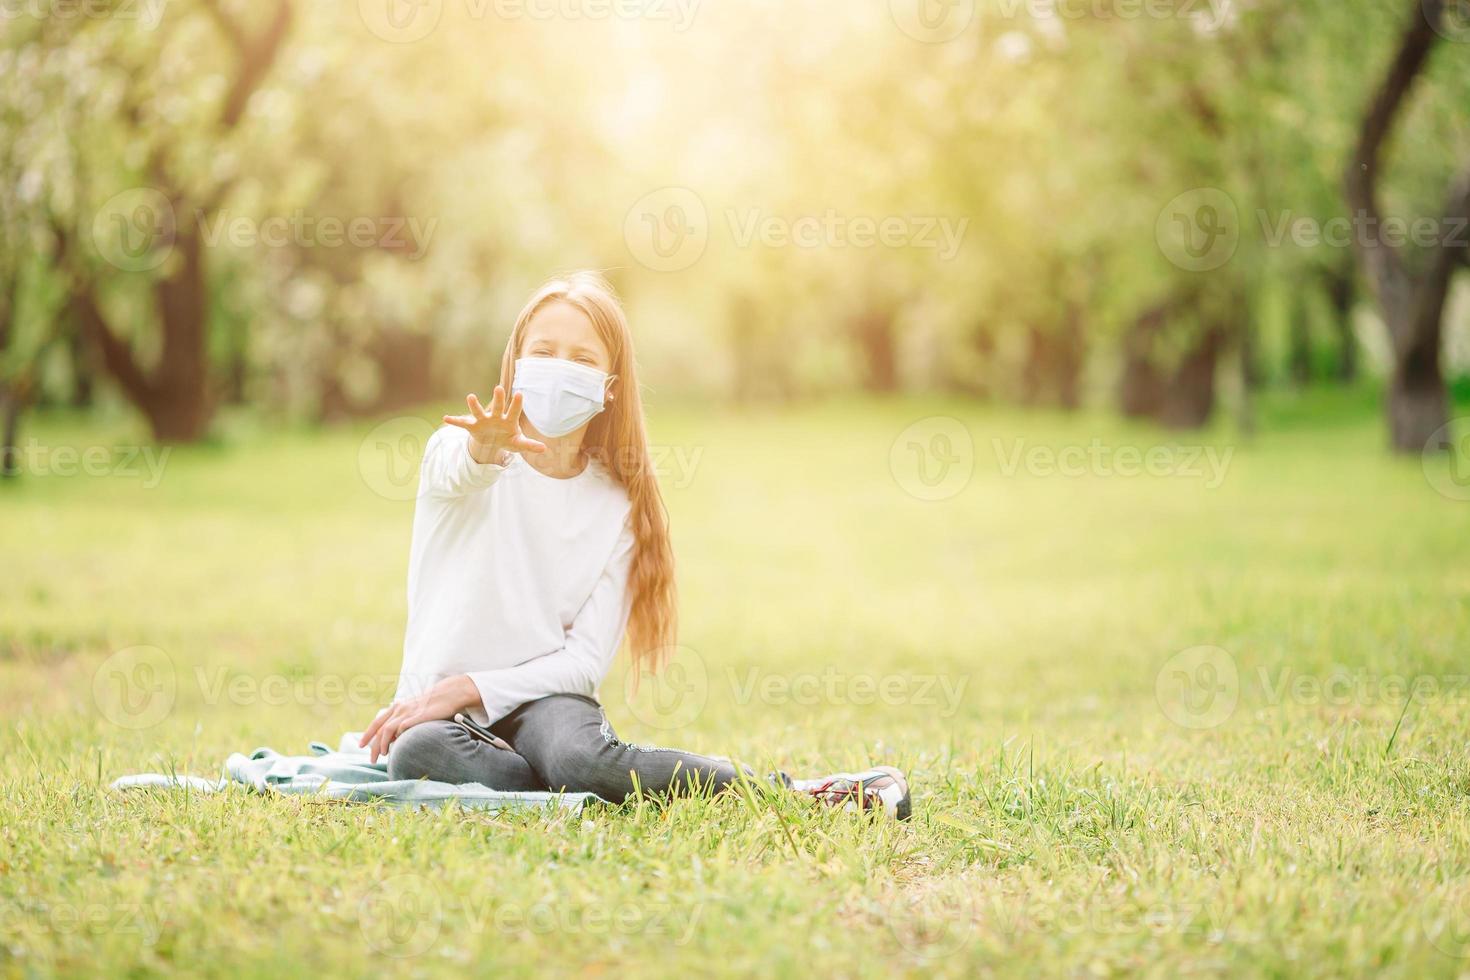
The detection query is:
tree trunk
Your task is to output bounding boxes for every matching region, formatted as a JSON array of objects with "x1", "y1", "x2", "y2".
[
  {"x1": 69, "y1": 272, "x2": 213, "y2": 443},
  {"x1": 1159, "y1": 325, "x2": 1224, "y2": 429},
  {"x1": 1056, "y1": 323, "x2": 1083, "y2": 411},
  {"x1": 1238, "y1": 307, "x2": 1260, "y2": 390},
  {"x1": 1021, "y1": 325, "x2": 1050, "y2": 406},
  {"x1": 1389, "y1": 340, "x2": 1451, "y2": 449},
  {"x1": 145, "y1": 393, "x2": 212, "y2": 442},
  {"x1": 853, "y1": 308, "x2": 898, "y2": 393},
  {"x1": 948, "y1": 321, "x2": 995, "y2": 398},
  {"x1": 1322, "y1": 261, "x2": 1358, "y2": 382},
  {"x1": 1288, "y1": 295, "x2": 1312, "y2": 385},
  {"x1": 1118, "y1": 296, "x2": 1224, "y2": 429},
  {"x1": 1022, "y1": 318, "x2": 1084, "y2": 410},
  {"x1": 69, "y1": 325, "x2": 96, "y2": 407},
  {"x1": 1344, "y1": 0, "x2": 1466, "y2": 452},
  {"x1": 1117, "y1": 304, "x2": 1166, "y2": 419},
  {"x1": 147, "y1": 227, "x2": 213, "y2": 441},
  {"x1": 221, "y1": 317, "x2": 249, "y2": 405},
  {"x1": 372, "y1": 327, "x2": 436, "y2": 412},
  {"x1": 0, "y1": 384, "x2": 23, "y2": 478},
  {"x1": 0, "y1": 272, "x2": 17, "y2": 477}
]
